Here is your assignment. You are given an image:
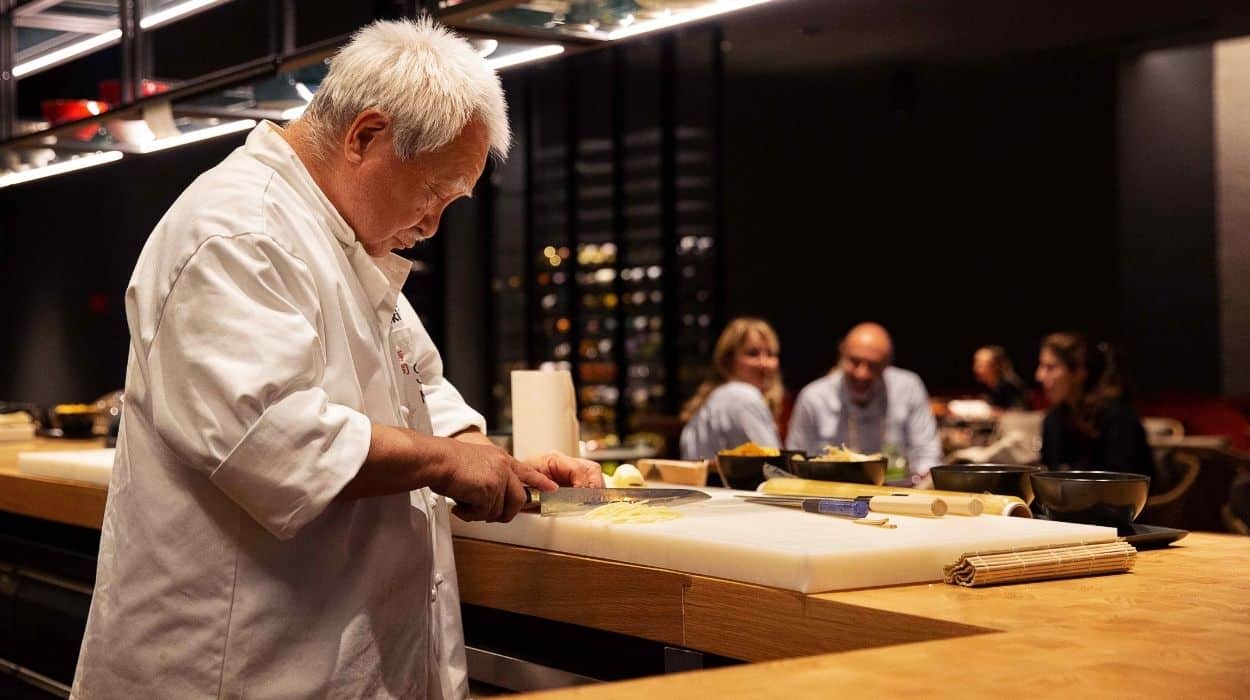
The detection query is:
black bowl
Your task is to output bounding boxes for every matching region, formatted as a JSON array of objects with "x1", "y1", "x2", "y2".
[
  {"x1": 52, "y1": 410, "x2": 97, "y2": 438},
  {"x1": 930, "y1": 464, "x2": 1042, "y2": 504},
  {"x1": 778, "y1": 449, "x2": 806, "y2": 465},
  {"x1": 715, "y1": 454, "x2": 787, "y2": 490},
  {"x1": 787, "y1": 456, "x2": 887, "y2": 485},
  {"x1": 1030, "y1": 471, "x2": 1150, "y2": 527}
]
